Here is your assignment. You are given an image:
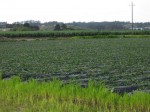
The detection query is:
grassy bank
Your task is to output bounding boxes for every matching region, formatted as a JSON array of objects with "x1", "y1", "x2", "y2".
[{"x1": 0, "y1": 75, "x2": 150, "y2": 112}]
